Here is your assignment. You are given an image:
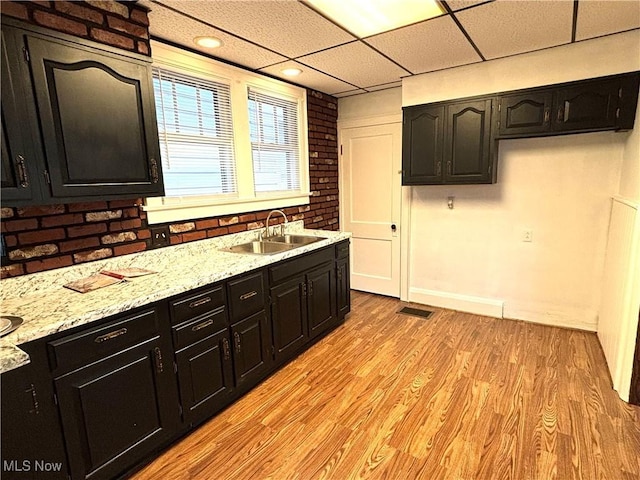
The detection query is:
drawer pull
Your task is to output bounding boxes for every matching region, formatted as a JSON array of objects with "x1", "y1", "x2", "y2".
[
  {"x1": 153, "y1": 347, "x2": 164, "y2": 374},
  {"x1": 189, "y1": 297, "x2": 211, "y2": 309},
  {"x1": 94, "y1": 328, "x2": 127, "y2": 343},
  {"x1": 239, "y1": 291, "x2": 258, "y2": 301},
  {"x1": 222, "y1": 337, "x2": 231, "y2": 360},
  {"x1": 191, "y1": 319, "x2": 214, "y2": 332},
  {"x1": 234, "y1": 332, "x2": 241, "y2": 353}
]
